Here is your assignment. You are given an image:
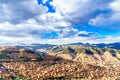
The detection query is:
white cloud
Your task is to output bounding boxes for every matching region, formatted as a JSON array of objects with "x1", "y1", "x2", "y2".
[
  {"x1": 0, "y1": 0, "x2": 119, "y2": 45},
  {"x1": 42, "y1": 0, "x2": 49, "y2": 4},
  {"x1": 41, "y1": 36, "x2": 120, "y2": 44},
  {"x1": 50, "y1": 0, "x2": 111, "y2": 25},
  {"x1": 110, "y1": 0, "x2": 120, "y2": 12},
  {"x1": 0, "y1": 0, "x2": 48, "y2": 24},
  {"x1": 89, "y1": 0, "x2": 120, "y2": 29},
  {"x1": 0, "y1": 21, "x2": 119, "y2": 45},
  {"x1": 90, "y1": 36, "x2": 120, "y2": 44}
]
